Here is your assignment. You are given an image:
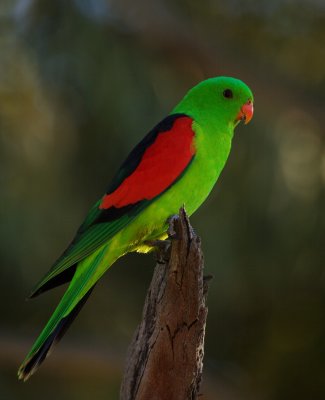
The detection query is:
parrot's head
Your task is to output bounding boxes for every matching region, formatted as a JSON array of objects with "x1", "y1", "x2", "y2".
[{"x1": 172, "y1": 76, "x2": 254, "y2": 132}]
